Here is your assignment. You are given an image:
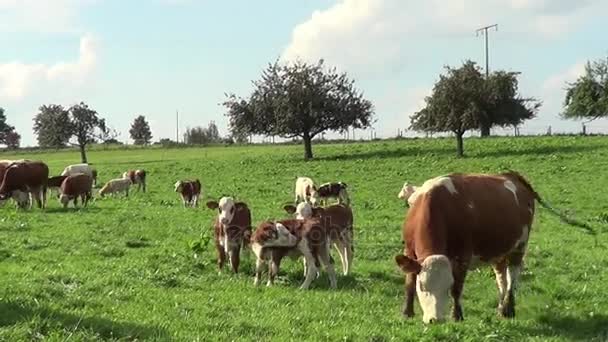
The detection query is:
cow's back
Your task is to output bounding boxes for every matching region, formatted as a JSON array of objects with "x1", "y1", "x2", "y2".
[{"x1": 61, "y1": 174, "x2": 93, "y2": 195}]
